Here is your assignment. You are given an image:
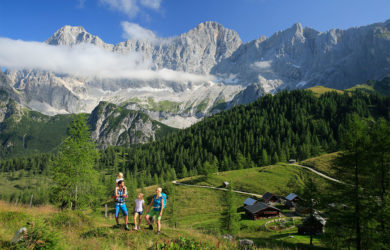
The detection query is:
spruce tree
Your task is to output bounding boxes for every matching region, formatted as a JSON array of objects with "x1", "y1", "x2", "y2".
[
  {"x1": 368, "y1": 118, "x2": 390, "y2": 248},
  {"x1": 325, "y1": 115, "x2": 371, "y2": 249},
  {"x1": 51, "y1": 114, "x2": 103, "y2": 209},
  {"x1": 300, "y1": 176, "x2": 320, "y2": 246},
  {"x1": 220, "y1": 182, "x2": 240, "y2": 234}
]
